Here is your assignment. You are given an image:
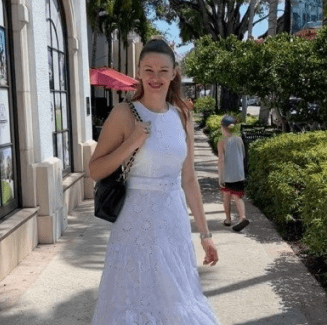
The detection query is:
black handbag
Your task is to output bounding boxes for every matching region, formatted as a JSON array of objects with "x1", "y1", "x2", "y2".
[{"x1": 94, "y1": 100, "x2": 143, "y2": 223}]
